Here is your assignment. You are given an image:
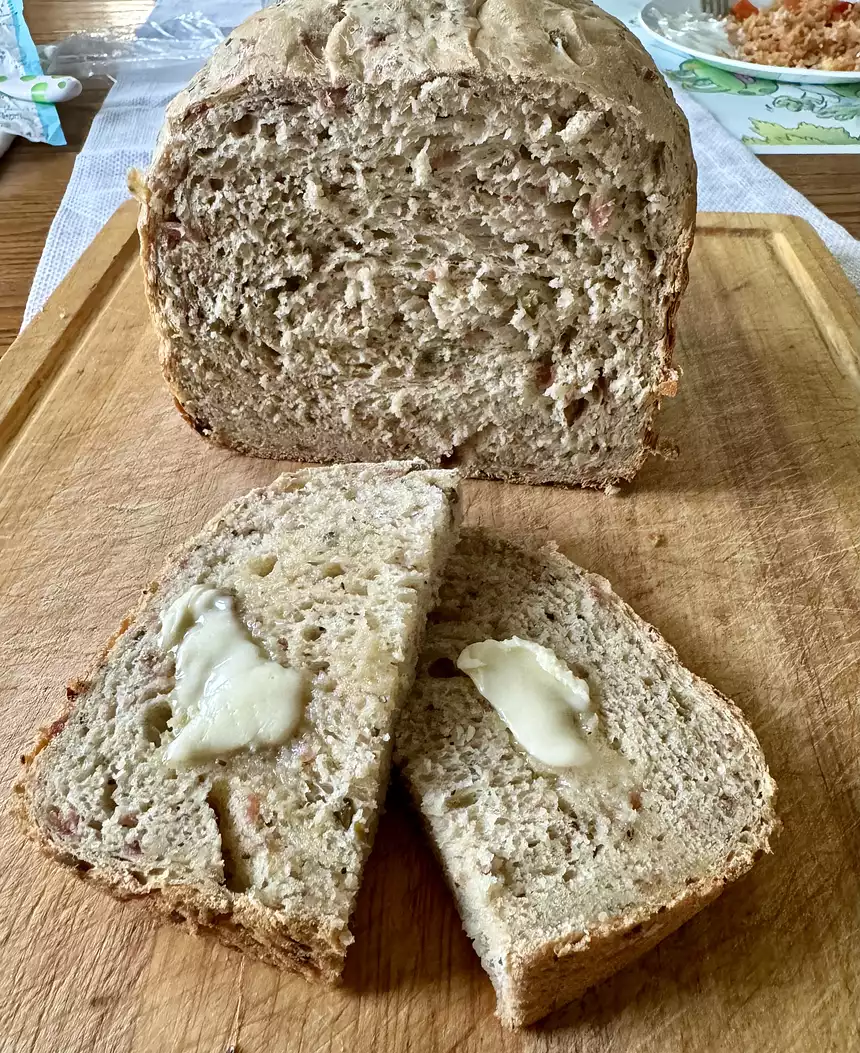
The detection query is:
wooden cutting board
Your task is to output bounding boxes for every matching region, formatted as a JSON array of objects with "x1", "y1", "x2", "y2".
[{"x1": 1, "y1": 202, "x2": 859, "y2": 1053}]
